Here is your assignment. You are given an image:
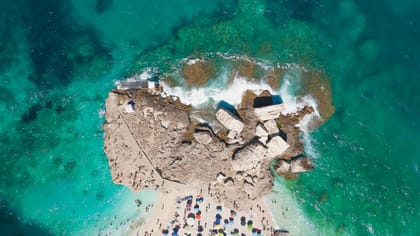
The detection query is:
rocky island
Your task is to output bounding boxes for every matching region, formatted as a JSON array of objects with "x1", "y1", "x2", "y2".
[{"x1": 103, "y1": 68, "x2": 330, "y2": 235}]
